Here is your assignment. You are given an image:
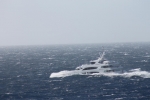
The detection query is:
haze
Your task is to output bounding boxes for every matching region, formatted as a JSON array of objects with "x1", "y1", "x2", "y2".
[{"x1": 0, "y1": 0, "x2": 150, "y2": 46}]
